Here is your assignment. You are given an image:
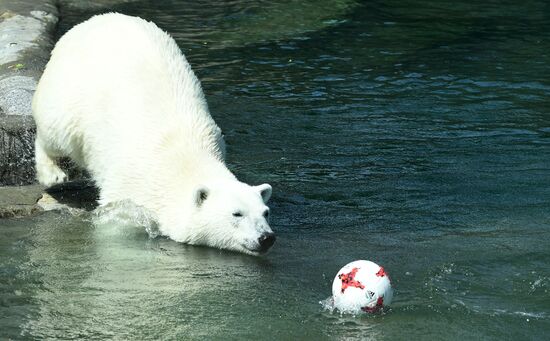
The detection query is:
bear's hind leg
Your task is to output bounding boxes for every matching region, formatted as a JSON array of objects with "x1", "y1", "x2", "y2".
[{"x1": 35, "y1": 137, "x2": 68, "y2": 187}]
